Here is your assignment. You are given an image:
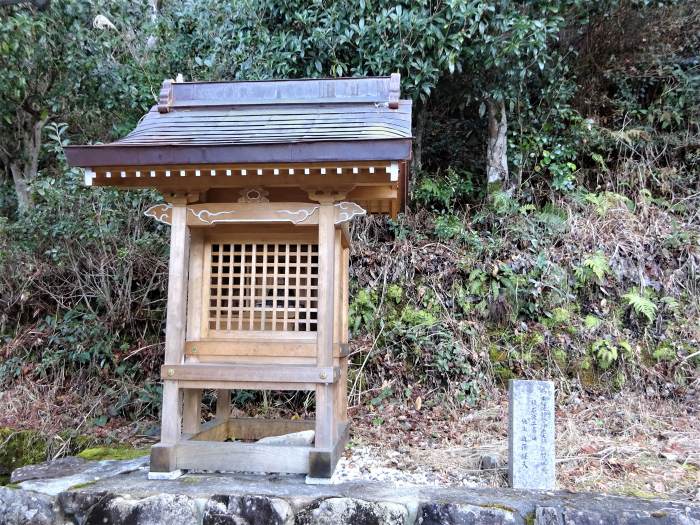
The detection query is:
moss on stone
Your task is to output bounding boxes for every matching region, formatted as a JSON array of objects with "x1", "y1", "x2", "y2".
[
  {"x1": 482, "y1": 503, "x2": 516, "y2": 513},
  {"x1": 77, "y1": 446, "x2": 149, "y2": 461},
  {"x1": 623, "y1": 488, "x2": 657, "y2": 499},
  {"x1": 179, "y1": 475, "x2": 203, "y2": 484},
  {"x1": 69, "y1": 480, "x2": 97, "y2": 490},
  {"x1": 0, "y1": 428, "x2": 49, "y2": 479}
]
